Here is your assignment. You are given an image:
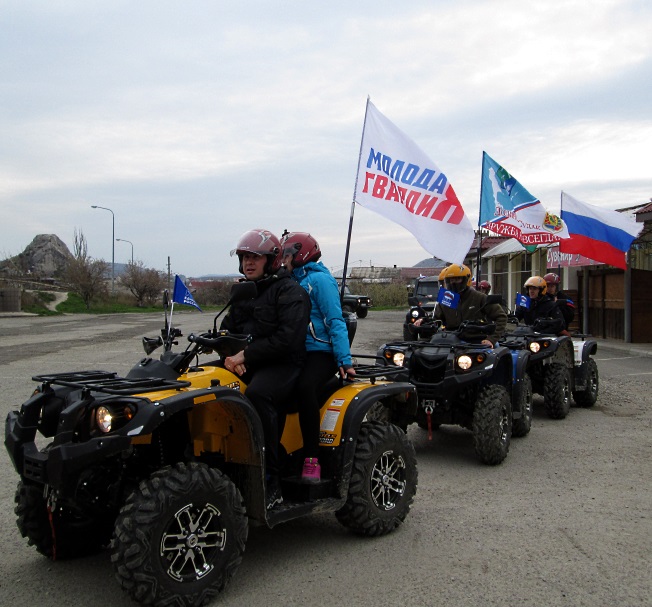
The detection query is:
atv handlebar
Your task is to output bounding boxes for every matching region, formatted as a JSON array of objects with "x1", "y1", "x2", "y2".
[{"x1": 187, "y1": 331, "x2": 252, "y2": 357}]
